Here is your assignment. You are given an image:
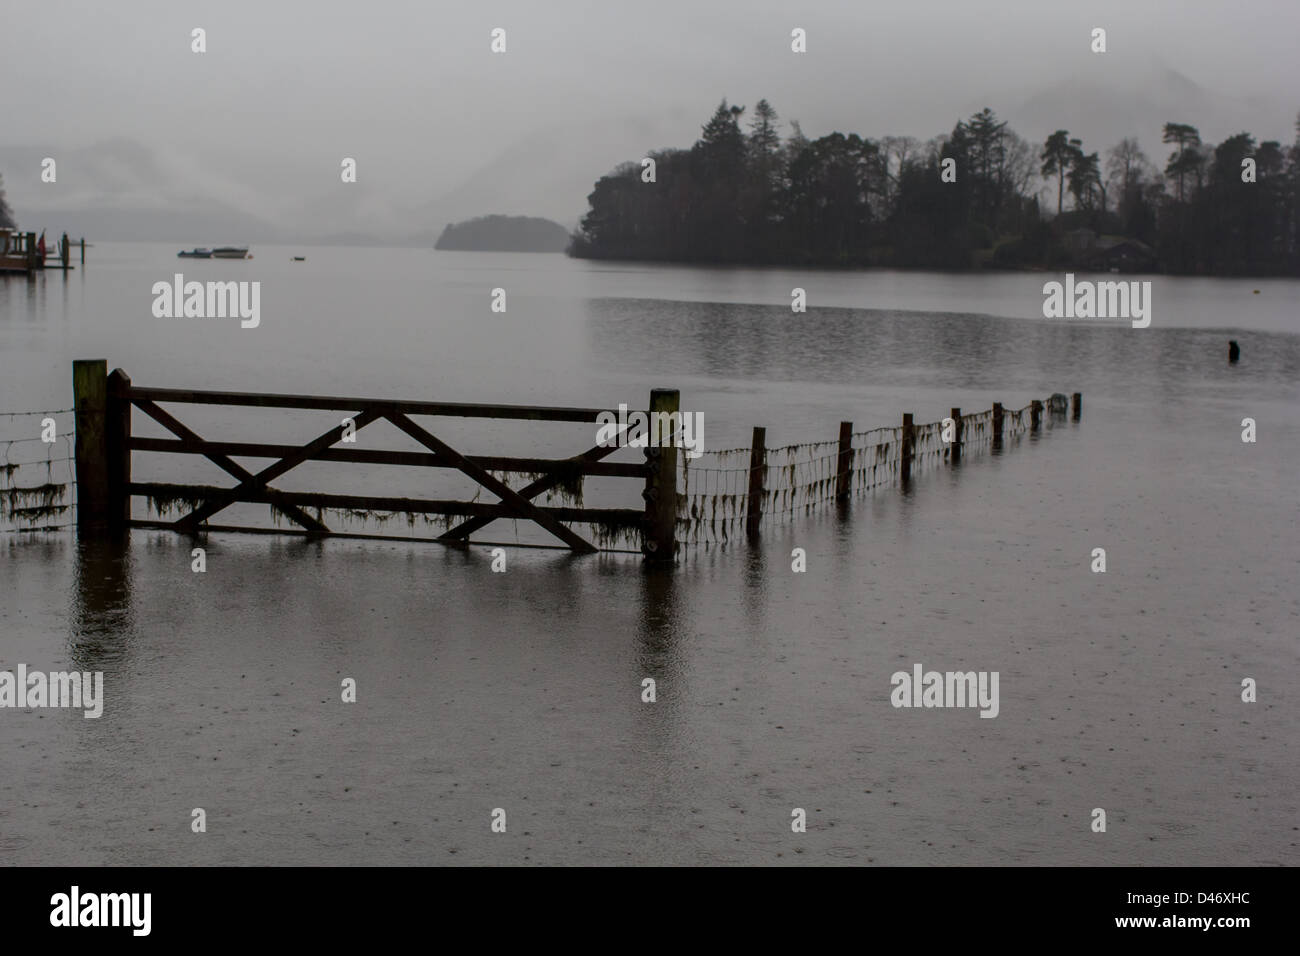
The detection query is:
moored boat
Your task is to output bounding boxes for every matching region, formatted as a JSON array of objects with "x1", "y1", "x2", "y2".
[
  {"x1": 178, "y1": 248, "x2": 213, "y2": 258},
  {"x1": 212, "y1": 247, "x2": 250, "y2": 259}
]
